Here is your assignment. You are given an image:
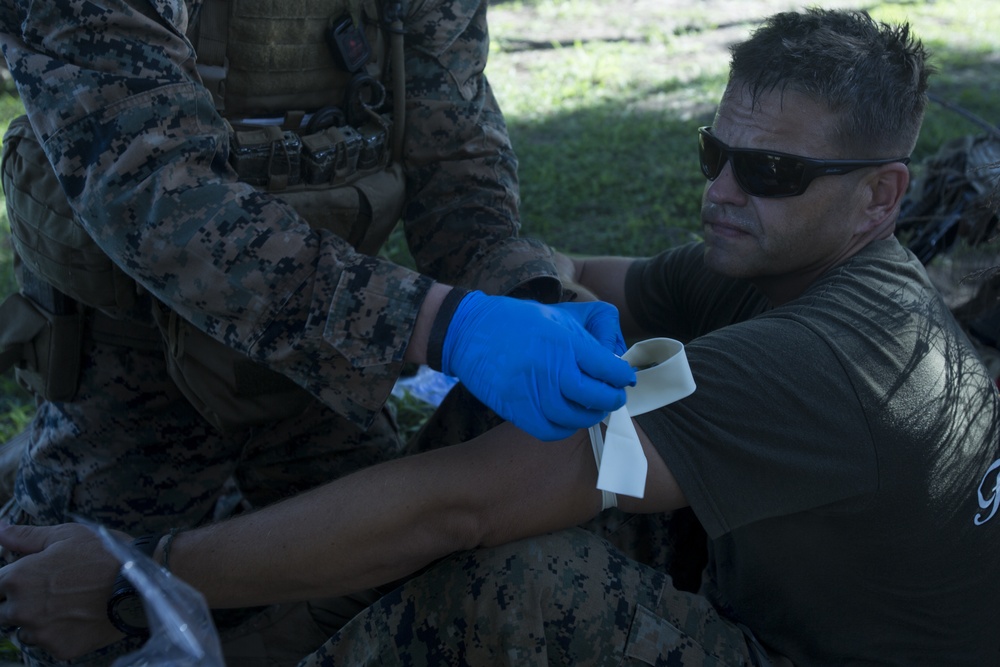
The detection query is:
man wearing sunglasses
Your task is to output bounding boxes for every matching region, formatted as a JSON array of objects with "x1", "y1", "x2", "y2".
[{"x1": 1, "y1": 7, "x2": 997, "y2": 666}]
